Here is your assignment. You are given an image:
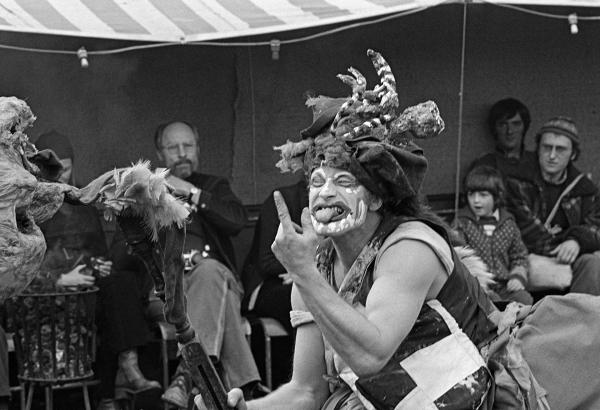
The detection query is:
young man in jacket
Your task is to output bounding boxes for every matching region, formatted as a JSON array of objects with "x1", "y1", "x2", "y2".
[{"x1": 505, "y1": 116, "x2": 600, "y2": 295}]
